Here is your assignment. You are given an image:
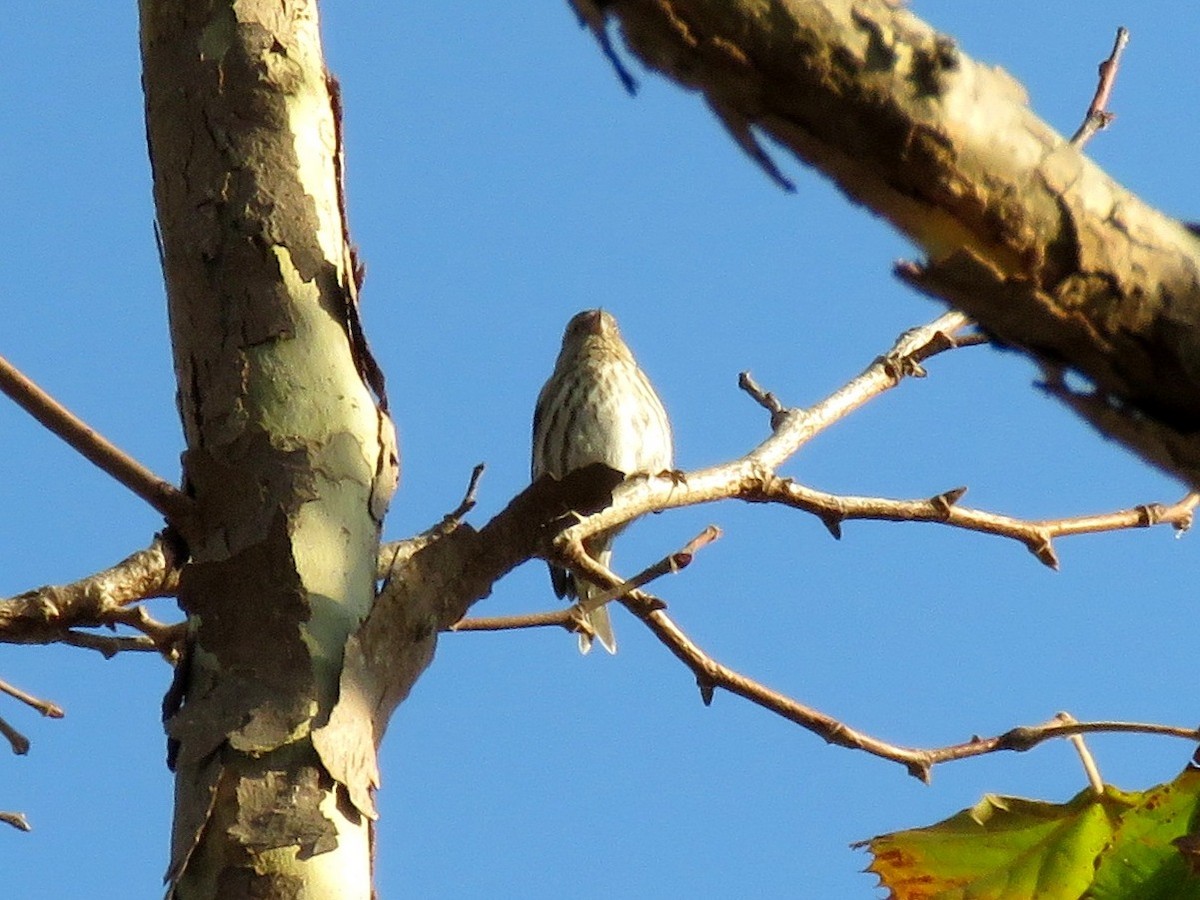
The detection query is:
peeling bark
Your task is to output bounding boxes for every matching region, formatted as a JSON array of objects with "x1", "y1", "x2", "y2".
[
  {"x1": 601, "y1": 0, "x2": 1200, "y2": 484},
  {"x1": 140, "y1": 0, "x2": 396, "y2": 894}
]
